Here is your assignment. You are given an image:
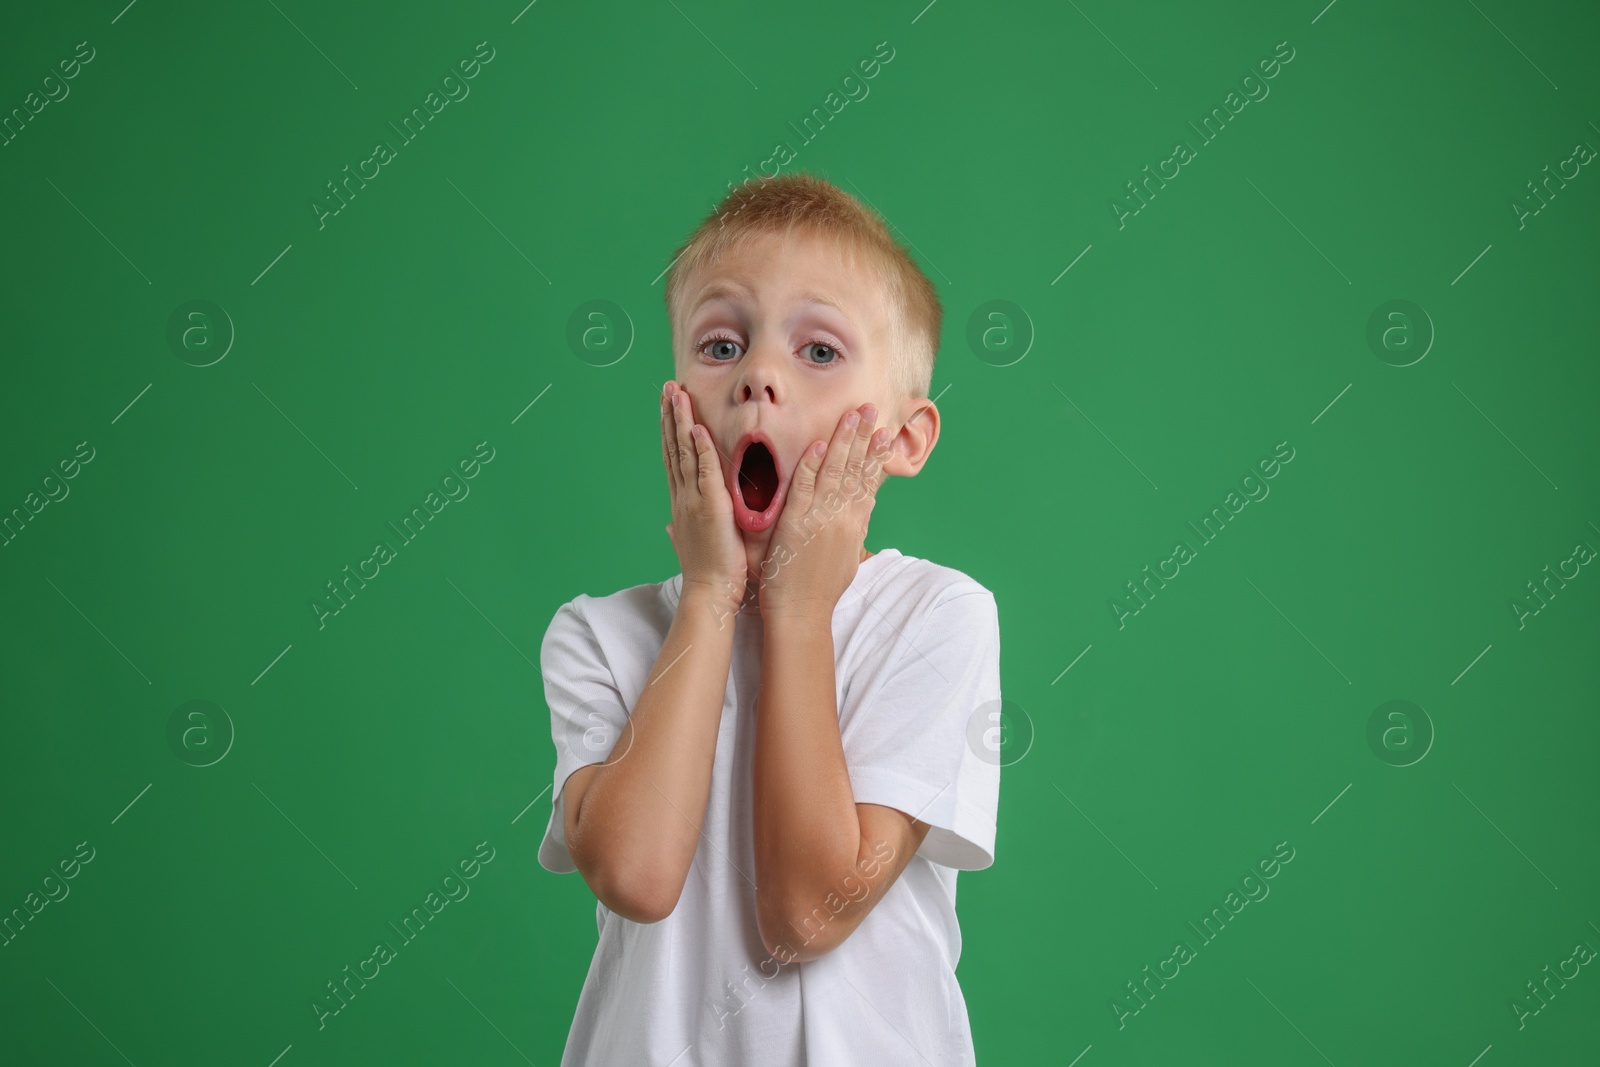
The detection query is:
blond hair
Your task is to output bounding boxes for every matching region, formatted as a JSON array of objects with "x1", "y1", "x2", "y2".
[{"x1": 663, "y1": 172, "x2": 942, "y2": 402}]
